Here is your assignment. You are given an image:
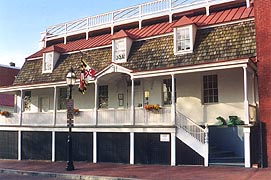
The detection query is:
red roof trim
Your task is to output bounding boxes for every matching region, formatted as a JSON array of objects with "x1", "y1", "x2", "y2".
[{"x1": 173, "y1": 16, "x2": 195, "y2": 27}]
